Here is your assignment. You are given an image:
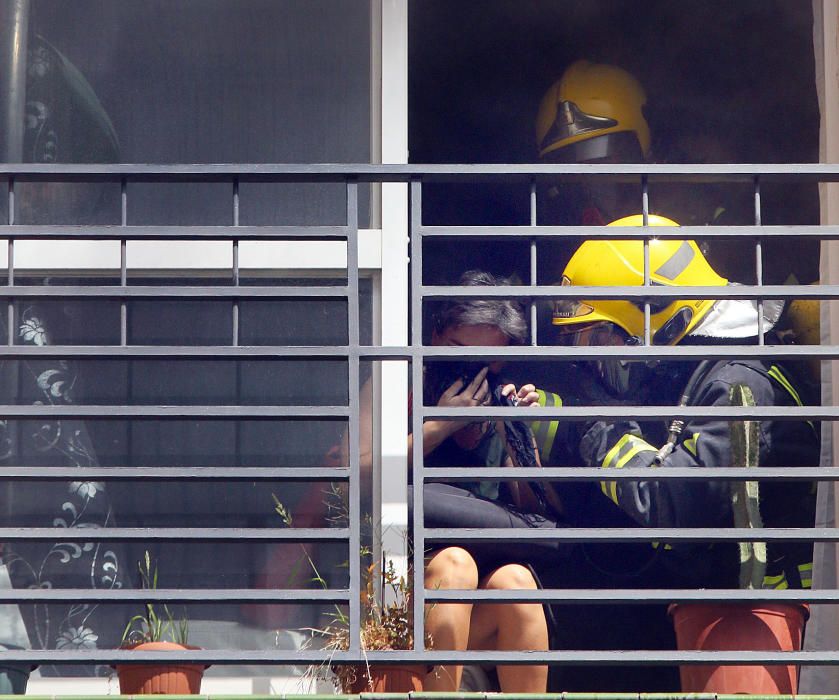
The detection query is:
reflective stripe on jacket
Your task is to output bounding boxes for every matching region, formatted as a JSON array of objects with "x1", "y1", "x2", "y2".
[{"x1": 578, "y1": 358, "x2": 818, "y2": 588}]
